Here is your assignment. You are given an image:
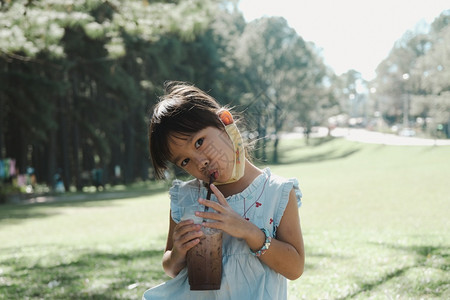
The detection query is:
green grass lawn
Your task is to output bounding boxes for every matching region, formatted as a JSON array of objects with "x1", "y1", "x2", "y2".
[{"x1": 0, "y1": 137, "x2": 449, "y2": 299}]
